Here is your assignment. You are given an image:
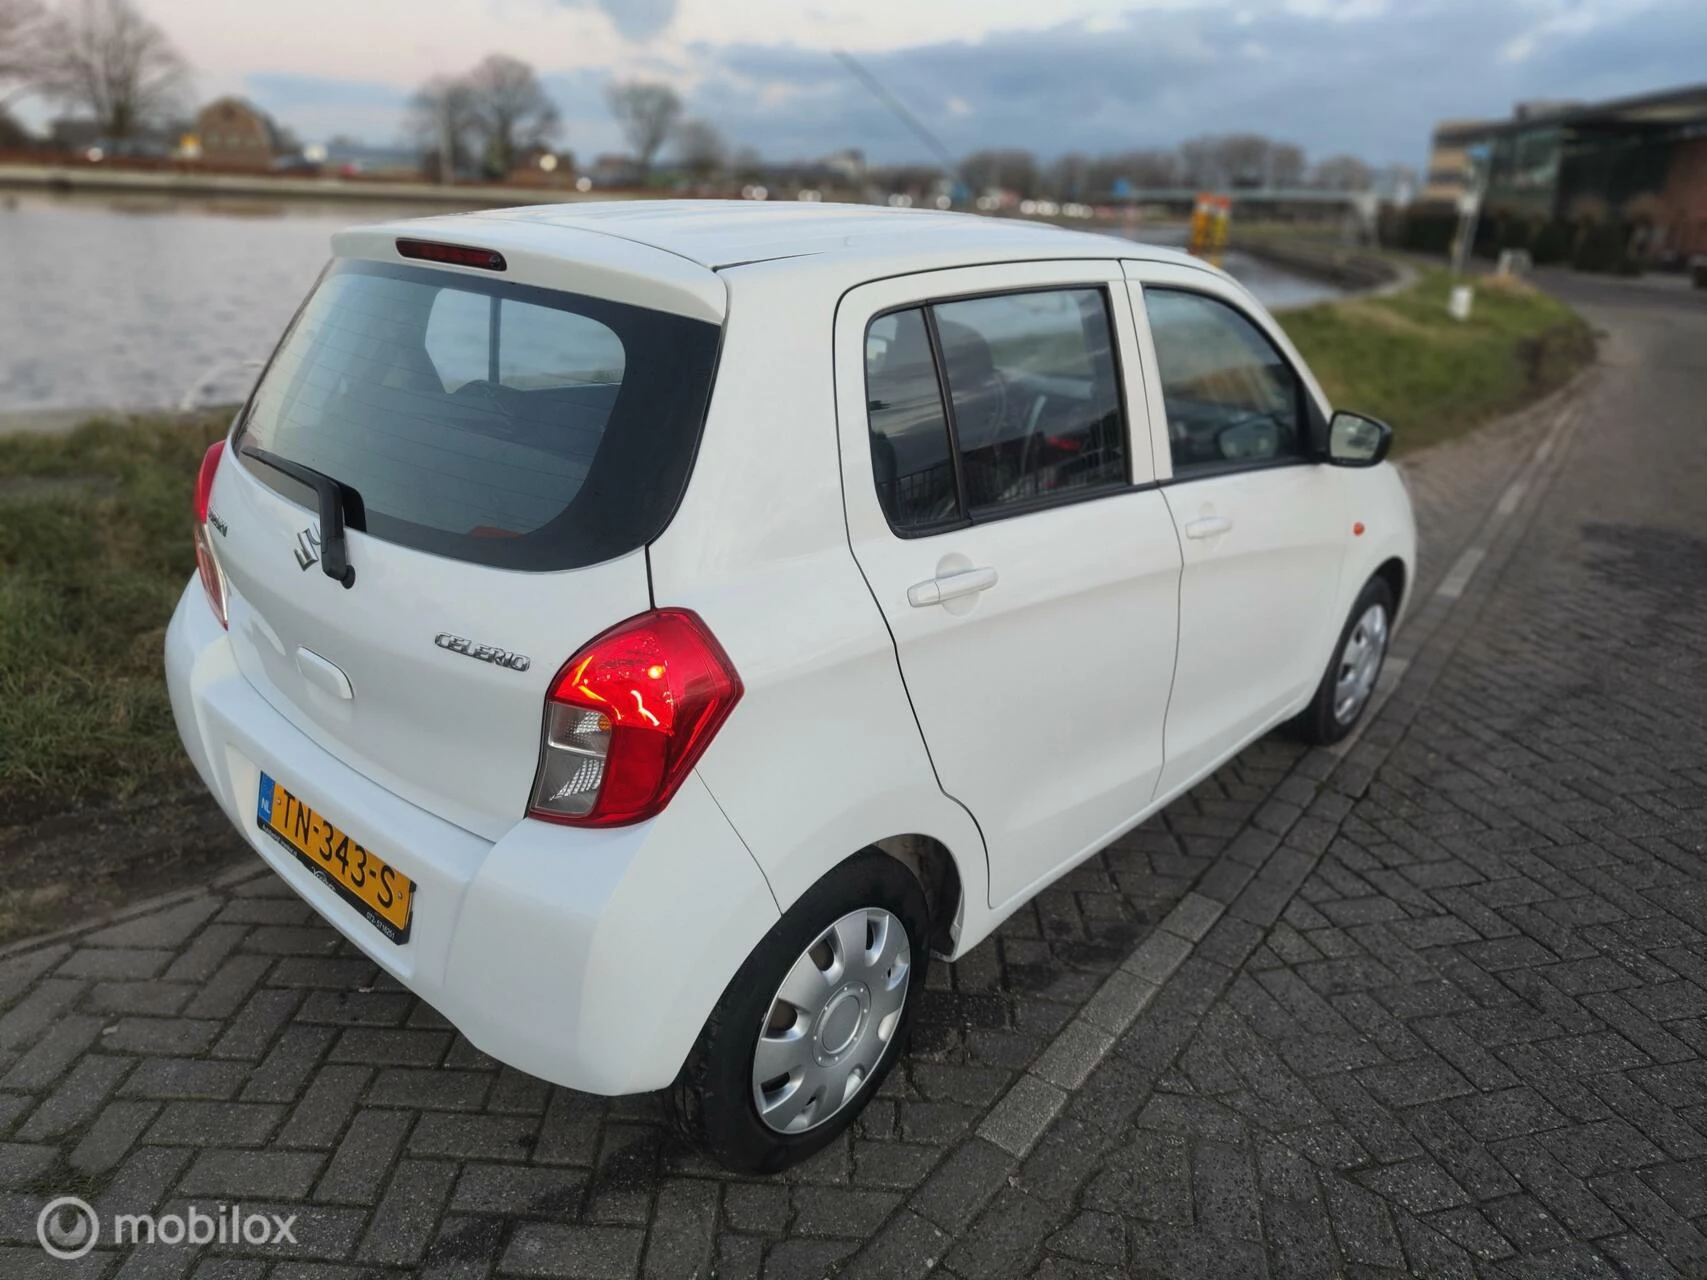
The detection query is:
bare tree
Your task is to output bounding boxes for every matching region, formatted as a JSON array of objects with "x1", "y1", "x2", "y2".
[
  {"x1": 961, "y1": 148, "x2": 1039, "y2": 198},
  {"x1": 1088, "y1": 148, "x2": 1179, "y2": 195},
  {"x1": 671, "y1": 117, "x2": 724, "y2": 182},
  {"x1": 606, "y1": 80, "x2": 681, "y2": 179},
  {"x1": 1045, "y1": 151, "x2": 1090, "y2": 201},
  {"x1": 406, "y1": 73, "x2": 479, "y2": 178},
  {"x1": 0, "y1": 0, "x2": 46, "y2": 105},
  {"x1": 464, "y1": 54, "x2": 557, "y2": 178},
  {"x1": 35, "y1": 0, "x2": 189, "y2": 140},
  {"x1": 729, "y1": 145, "x2": 764, "y2": 184},
  {"x1": 1311, "y1": 154, "x2": 1374, "y2": 191},
  {"x1": 1179, "y1": 134, "x2": 1255, "y2": 188},
  {"x1": 0, "y1": 105, "x2": 29, "y2": 144},
  {"x1": 1268, "y1": 143, "x2": 1306, "y2": 188}
]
